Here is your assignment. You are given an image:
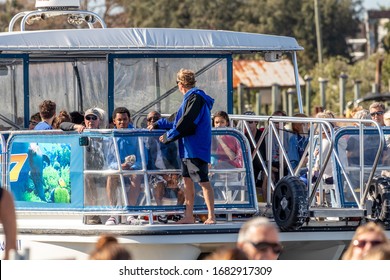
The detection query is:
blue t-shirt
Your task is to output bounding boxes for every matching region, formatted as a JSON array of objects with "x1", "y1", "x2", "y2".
[{"x1": 34, "y1": 121, "x2": 52, "y2": 130}]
